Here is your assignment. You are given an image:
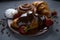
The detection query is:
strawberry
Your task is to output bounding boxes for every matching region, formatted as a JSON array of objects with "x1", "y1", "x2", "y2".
[
  {"x1": 45, "y1": 19, "x2": 53, "y2": 26},
  {"x1": 13, "y1": 13, "x2": 21, "y2": 19},
  {"x1": 18, "y1": 26, "x2": 26, "y2": 35},
  {"x1": 51, "y1": 11, "x2": 57, "y2": 16}
]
